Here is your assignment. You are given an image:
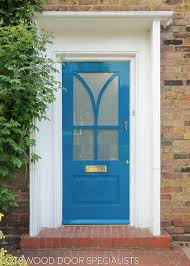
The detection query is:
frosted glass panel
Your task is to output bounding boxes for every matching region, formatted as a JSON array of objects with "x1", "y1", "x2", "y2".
[
  {"x1": 98, "y1": 76, "x2": 118, "y2": 125},
  {"x1": 79, "y1": 73, "x2": 113, "y2": 103},
  {"x1": 73, "y1": 77, "x2": 94, "y2": 125},
  {"x1": 73, "y1": 130, "x2": 94, "y2": 160},
  {"x1": 98, "y1": 130, "x2": 118, "y2": 160}
]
